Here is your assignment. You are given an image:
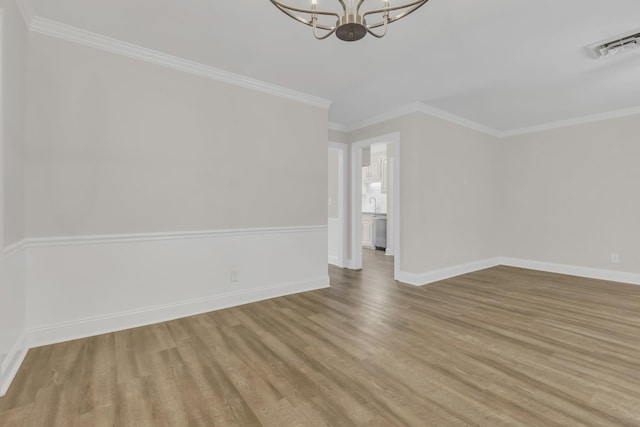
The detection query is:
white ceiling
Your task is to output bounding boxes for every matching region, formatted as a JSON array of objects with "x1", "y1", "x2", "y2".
[{"x1": 29, "y1": 0, "x2": 640, "y2": 132}]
